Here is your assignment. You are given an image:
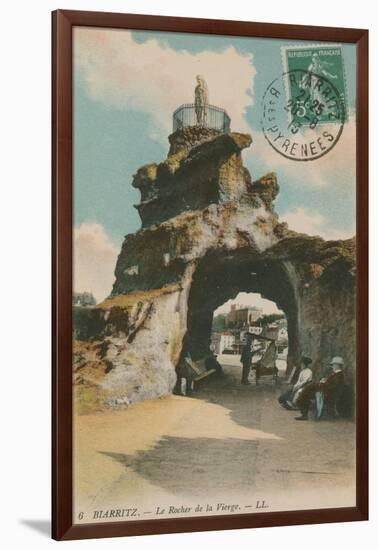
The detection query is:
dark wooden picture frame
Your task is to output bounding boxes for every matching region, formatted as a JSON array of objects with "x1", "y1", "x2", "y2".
[{"x1": 52, "y1": 9, "x2": 368, "y2": 541}]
